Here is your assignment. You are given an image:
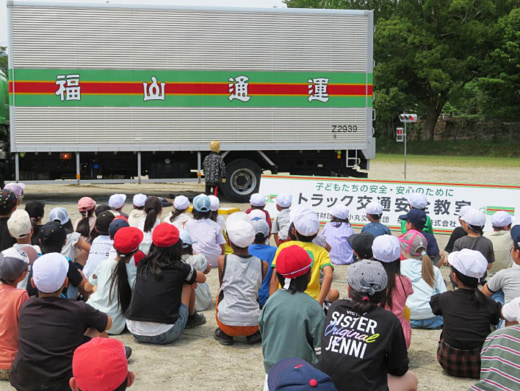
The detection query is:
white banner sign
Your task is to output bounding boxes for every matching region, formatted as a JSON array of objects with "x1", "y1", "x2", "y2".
[{"x1": 259, "y1": 175, "x2": 520, "y2": 234}]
